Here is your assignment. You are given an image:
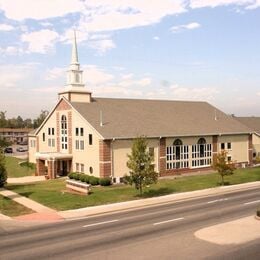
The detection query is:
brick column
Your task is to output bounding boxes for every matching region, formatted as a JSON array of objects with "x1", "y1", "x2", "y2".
[
  {"x1": 68, "y1": 111, "x2": 72, "y2": 154},
  {"x1": 159, "y1": 138, "x2": 166, "y2": 176},
  {"x1": 36, "y1": 159, "x2": 45, "y2": 176},
  {"x1": 47, "y1": 160, "x2": 57, "y2": 179},
  {"x1": 248, "y1": 134, "x2": 253, "y2": 166},
  {"x1": 99, "y1": 140, "x2": 112, "y2": 178},
  {"x1": 56, "y1": 112, "x2": 60, "y2": 152},
  {"x1": 212, "y1": 135, "x2": 218, "y2": 165}
]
